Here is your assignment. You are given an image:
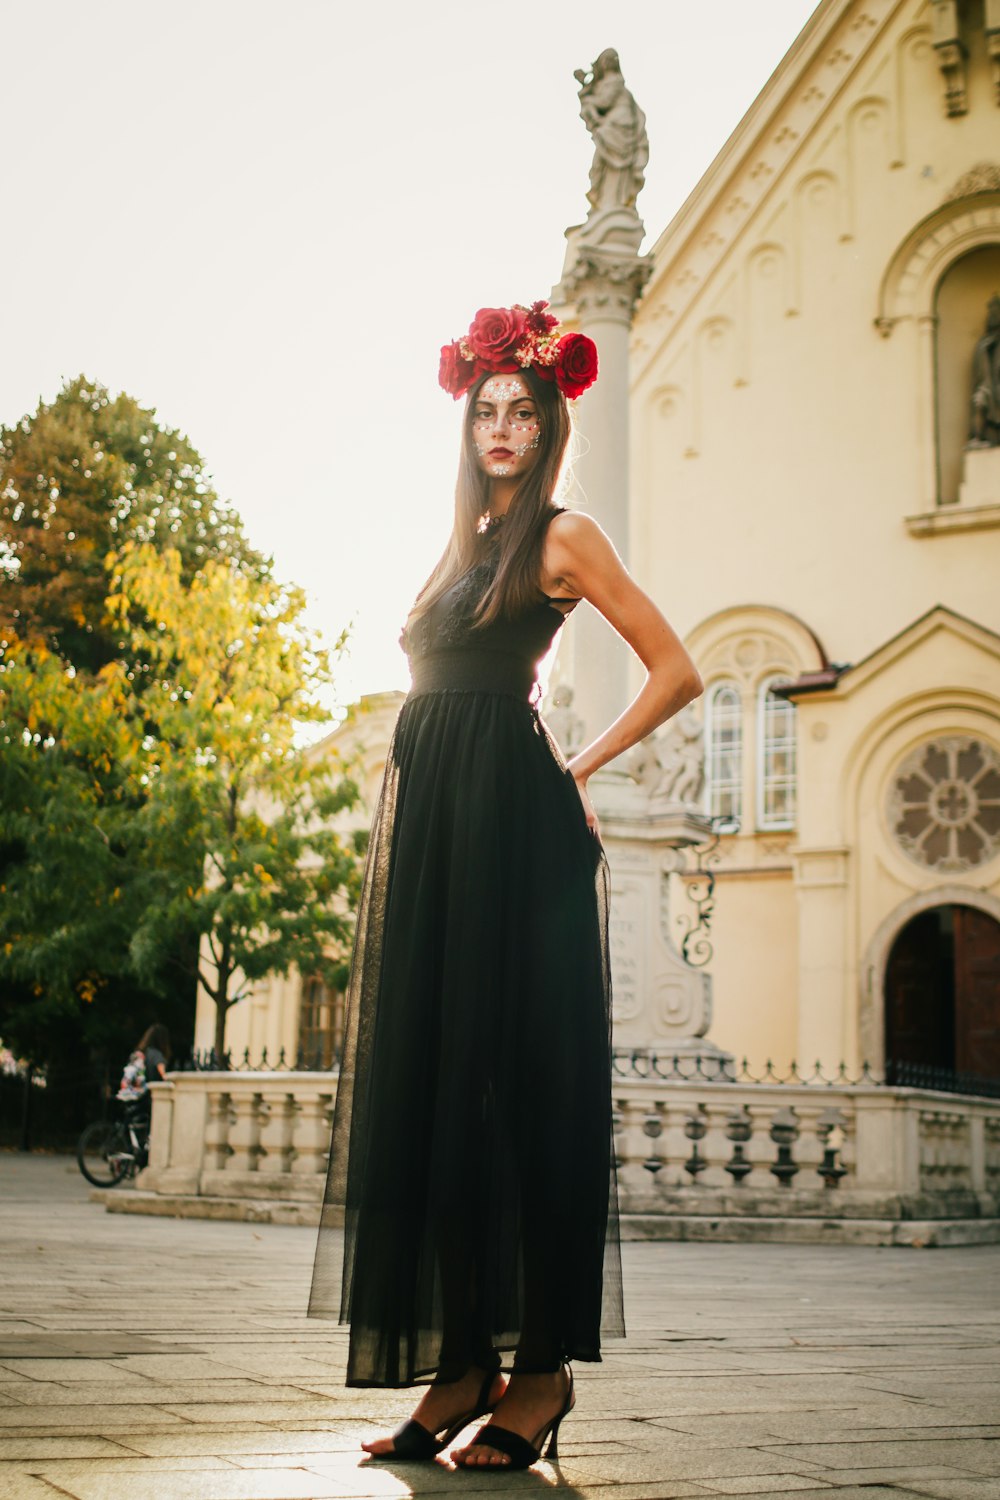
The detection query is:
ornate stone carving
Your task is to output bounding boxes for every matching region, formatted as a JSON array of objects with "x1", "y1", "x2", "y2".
[
  {"x1": 626, "y1": 706, "x2": 705, "y2": 806},
  {"x1": 967, "y1": 296, "x2": 1000, "y2": 449},
  {"x1": 931, "y1": 1, "x2": 968, "y2": 116},
  {"x1": 943, "y1": 162, "x2": 1000, "y2": 202},
  {"x1": 557, "y1": 240, "x2": 653, "y2": 321},
  {"x1": 544, "y1": 681, "x2": 586, "y2": 755},
  {"x1": 887, "y1": 736, "x2": 1000, "y2": 872},
  {"x1": 574, "y1": 48, "x2": 649, "y2": 216},
  {"x1": 987, "y1": 0, "x2": 1000, "y2": 106}
]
